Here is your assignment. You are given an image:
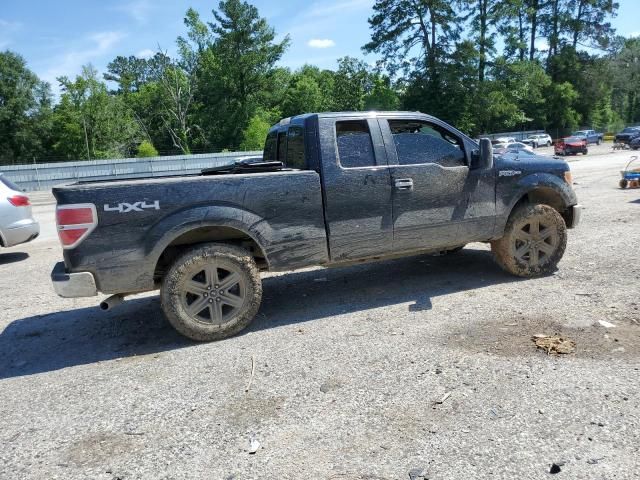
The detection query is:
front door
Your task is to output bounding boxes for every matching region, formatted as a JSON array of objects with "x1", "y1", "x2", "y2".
[
  {"x1": 379, "y1": 117, "x2": 496, "y2": 252},
  {"x1": 320, "y1": 117, "x2": 394, "y2": 262}
]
